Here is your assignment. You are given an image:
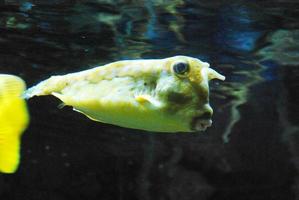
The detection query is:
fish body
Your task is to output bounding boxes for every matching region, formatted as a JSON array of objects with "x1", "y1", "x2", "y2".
[
  {"x1": 0, "y1": 74, "x2": 29, "y2": 173},
  {"x1": 25, "y1": 56, "x2": 225, "y2": 132}
]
